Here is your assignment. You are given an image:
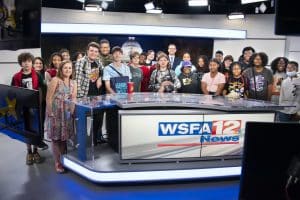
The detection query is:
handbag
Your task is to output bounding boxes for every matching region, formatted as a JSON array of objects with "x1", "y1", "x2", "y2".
[{"x1": 109, "y1": 65, "x2": 129, "y2": 93}]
